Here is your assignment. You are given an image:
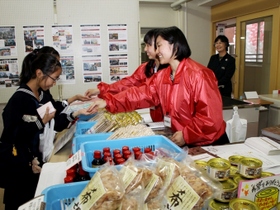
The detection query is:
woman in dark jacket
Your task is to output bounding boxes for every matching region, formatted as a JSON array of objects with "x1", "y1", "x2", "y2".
[{"x1": 207, "y1": 35, "x2": 236, "y2": 98}]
